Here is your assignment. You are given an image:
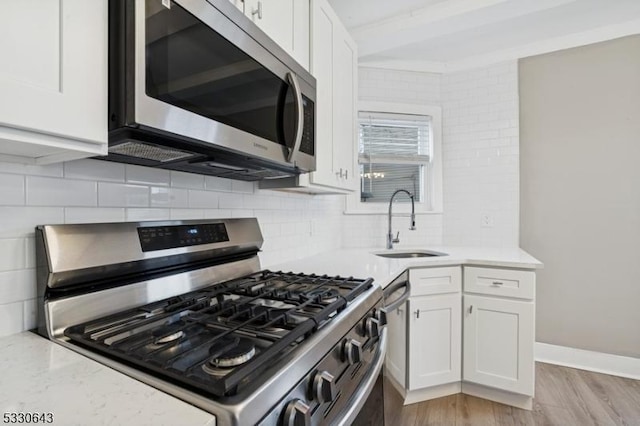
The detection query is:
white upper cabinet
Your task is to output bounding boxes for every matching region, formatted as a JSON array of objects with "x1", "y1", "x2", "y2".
[
  {"x1": 307, "y1": 0, "x2": 357, "y2": 192},
  {"x1": 242, "y1": 0, "x2": 310, "y2": 70},
  {"x1": 0, "y1": 0, "x2": 108, "y2": 164}
]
